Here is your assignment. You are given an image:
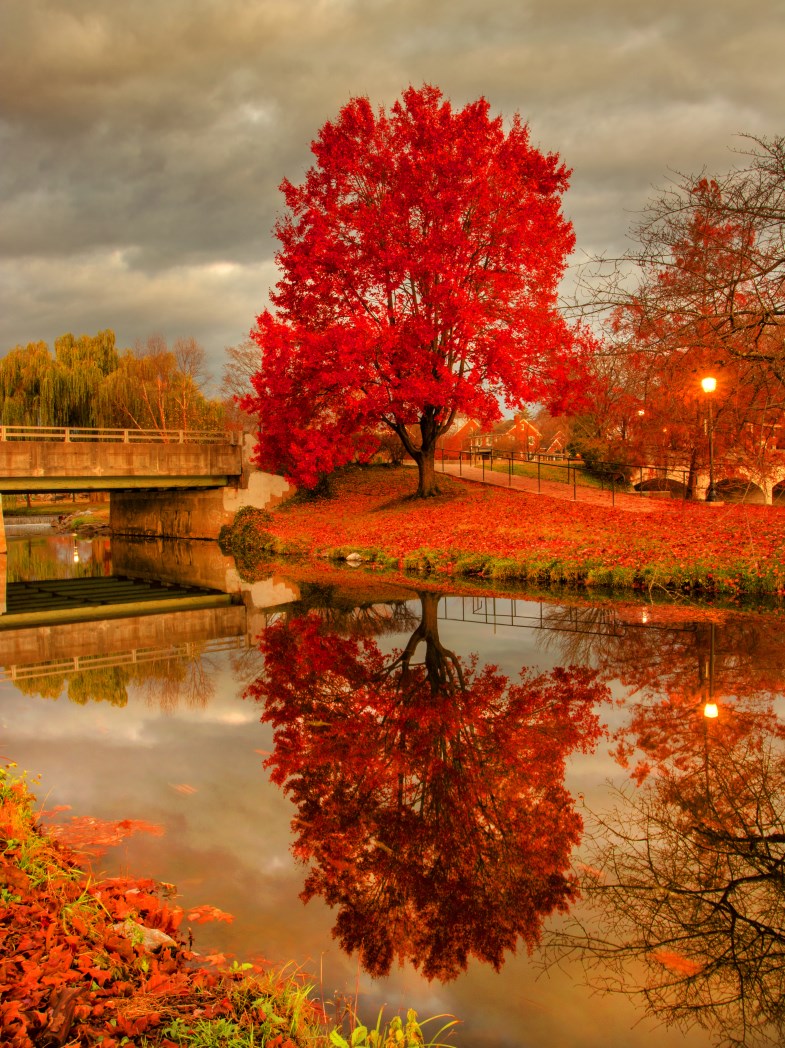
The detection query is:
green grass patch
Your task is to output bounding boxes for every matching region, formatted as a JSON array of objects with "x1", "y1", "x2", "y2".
[
  {"x1": 402, "y1": 547, "x2": 453, "y2": 574},
  {"x1": 487, "y1": 557, "x2": 523, "y2": 580},
  {"x1": 3, "y1": 496, "x2": 110, "y2": 516},
  {"x1": 484, "y1": 459, "x2": 624, "y2": 491},
  {"x1": 452, "y1": 552, "x2": 492, "y2": 576}
]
